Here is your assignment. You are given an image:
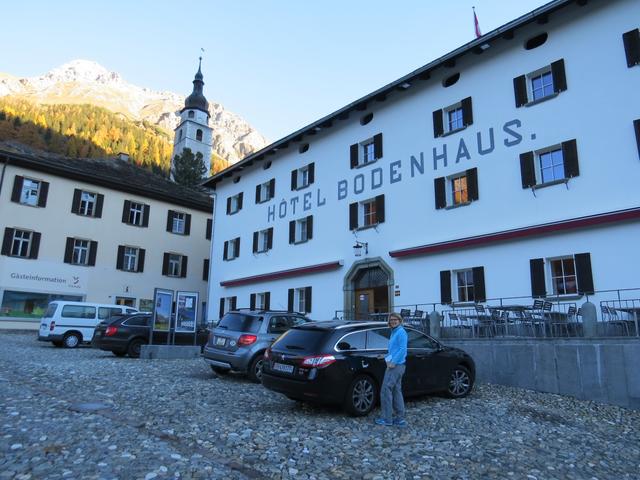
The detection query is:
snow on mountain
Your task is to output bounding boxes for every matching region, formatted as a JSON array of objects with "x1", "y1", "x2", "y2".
[{"x1": 0, "y1": 60, "x2": 268, "y2": 164}]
